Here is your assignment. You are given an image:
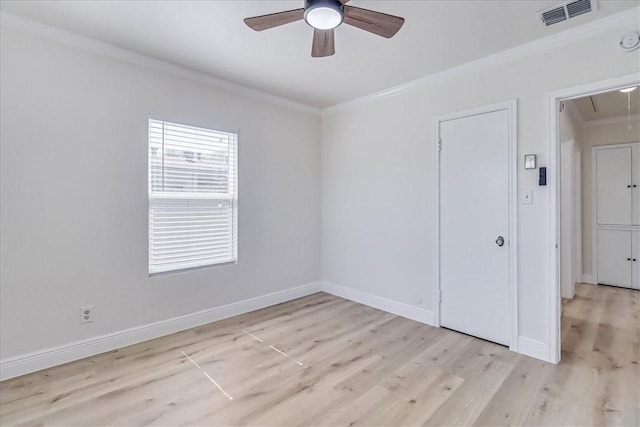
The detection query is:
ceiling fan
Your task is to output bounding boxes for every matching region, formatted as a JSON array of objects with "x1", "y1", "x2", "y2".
[{"x1": 244, "y1": 0, "x2": 405, "y2": 58}]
